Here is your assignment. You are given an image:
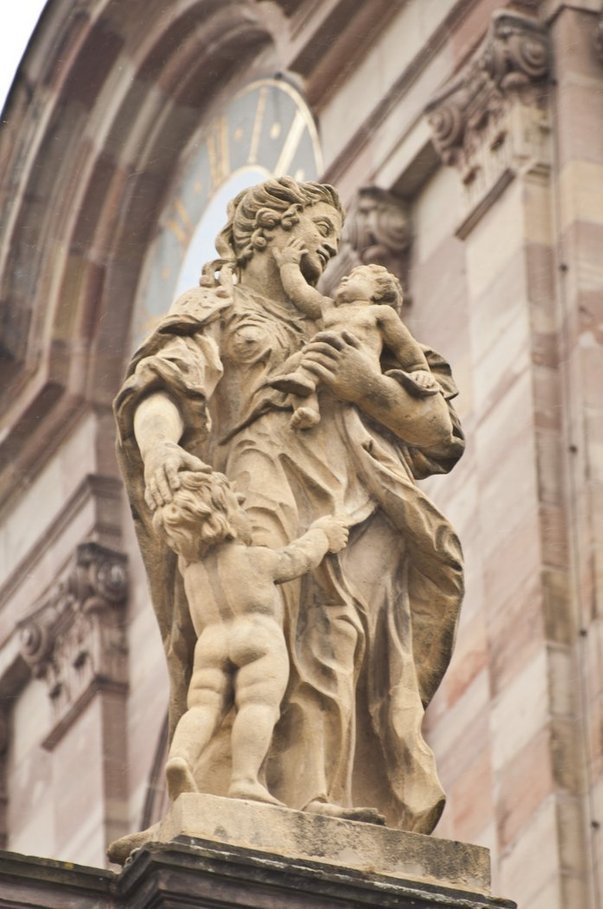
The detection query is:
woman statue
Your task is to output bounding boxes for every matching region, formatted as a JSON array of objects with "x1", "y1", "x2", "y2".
[{"x1": 112, "y1": 177, "x2": 464, "y2": 857}]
